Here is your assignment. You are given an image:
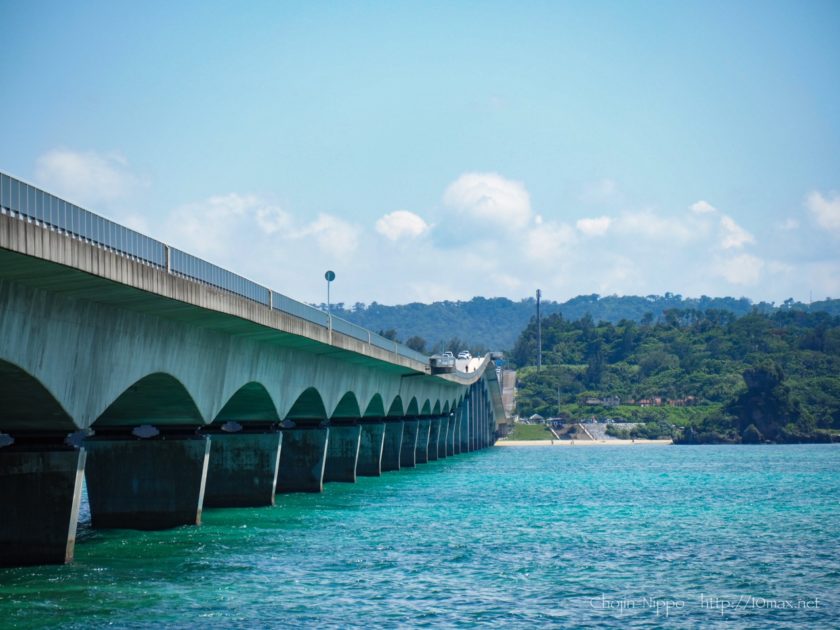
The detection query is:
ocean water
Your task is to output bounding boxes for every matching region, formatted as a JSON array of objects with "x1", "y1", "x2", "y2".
[{"x1": 1, "y1": 445, "x2": 838, "y2": 628}]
